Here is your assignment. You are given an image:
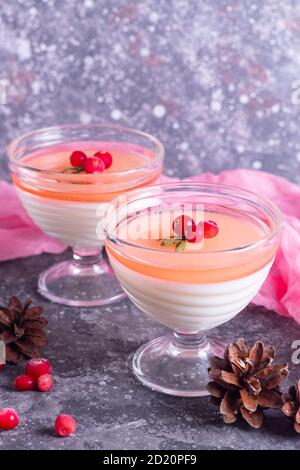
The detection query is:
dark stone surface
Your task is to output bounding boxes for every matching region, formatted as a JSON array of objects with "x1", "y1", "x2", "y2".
[
  {"x1": 1, "y1": 0, "x2": 300, "y2": 451},
  {"x1": 0, "y1": 251, "x2": 300, "y2": 450}
]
